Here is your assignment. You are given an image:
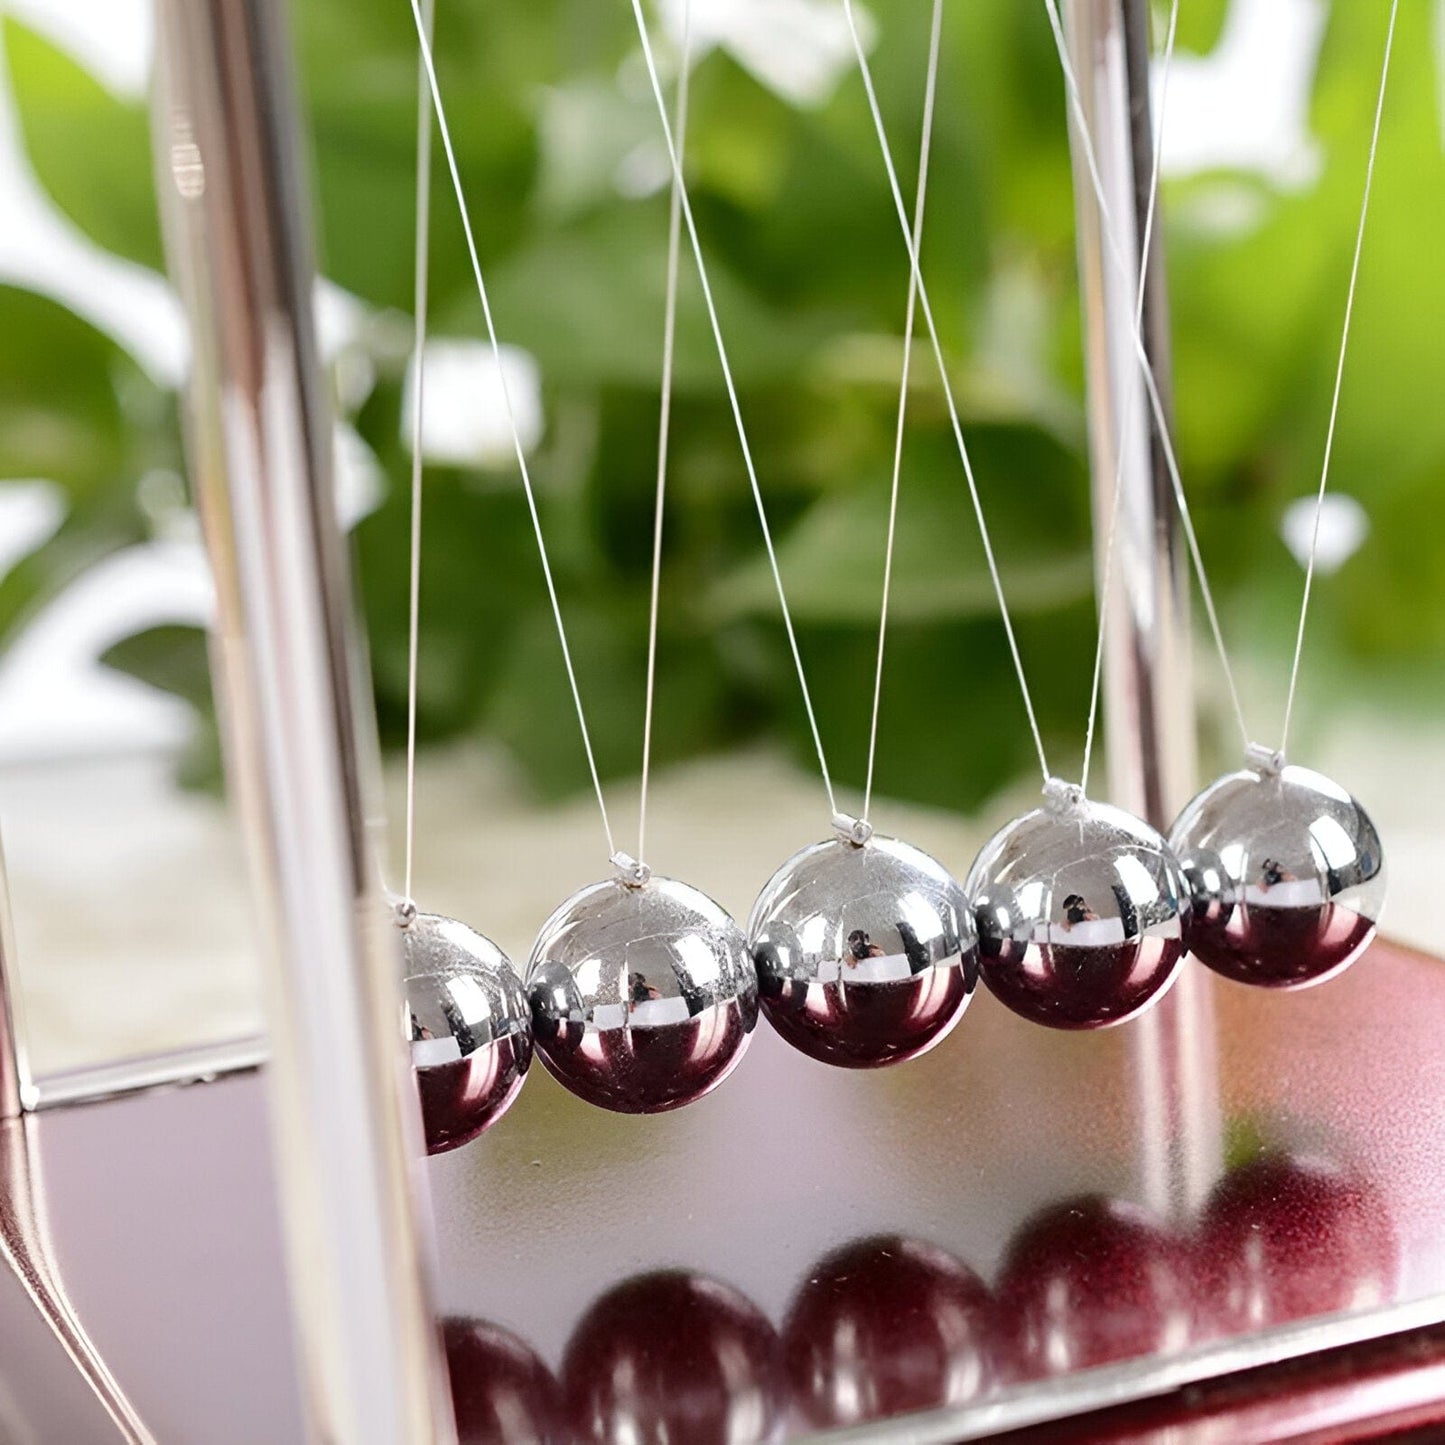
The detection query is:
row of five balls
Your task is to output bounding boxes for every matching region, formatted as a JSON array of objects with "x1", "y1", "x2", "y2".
[{"x1": 404, "y1": 756, "x2": 1384, "y2": 1151}]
